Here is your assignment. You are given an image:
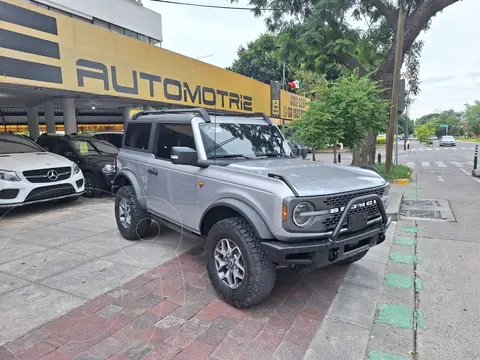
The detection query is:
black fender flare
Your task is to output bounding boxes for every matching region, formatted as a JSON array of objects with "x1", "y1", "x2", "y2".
[
  {"x1": 200, "y1": 198, "x2": 274, "y2": 240},
  {"x1": 112, "y1": 170, "x2": 147, "y2": 209}
]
